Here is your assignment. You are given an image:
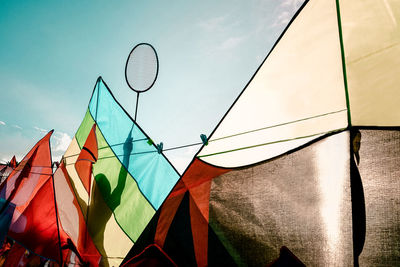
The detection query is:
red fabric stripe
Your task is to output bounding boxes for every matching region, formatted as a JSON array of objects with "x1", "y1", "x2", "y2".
[
  {"x1": 122, "y1": 244, "x2": 177, "y2": 267},
  {"x1": 58, "y1": 162, "x2": 102, "y2": 266},
  {"x1": 75, "y1": 124, "x2": 98, "y2": 195},
  {"x1": 0, "y1": 131, "x2": 71, "y2": 263},
  {"x1": 189, "y1": 188, "x2": 210, "y2": 267},
  {"x1": 153, "y1": 159, "x2": 231, "y2": 265},
  {"x1": 154, "y1": 191, "x2": 185, "y2": 247},
  {"x1": 9, "y1": 156, "x2": 17, "y2": 169}
]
